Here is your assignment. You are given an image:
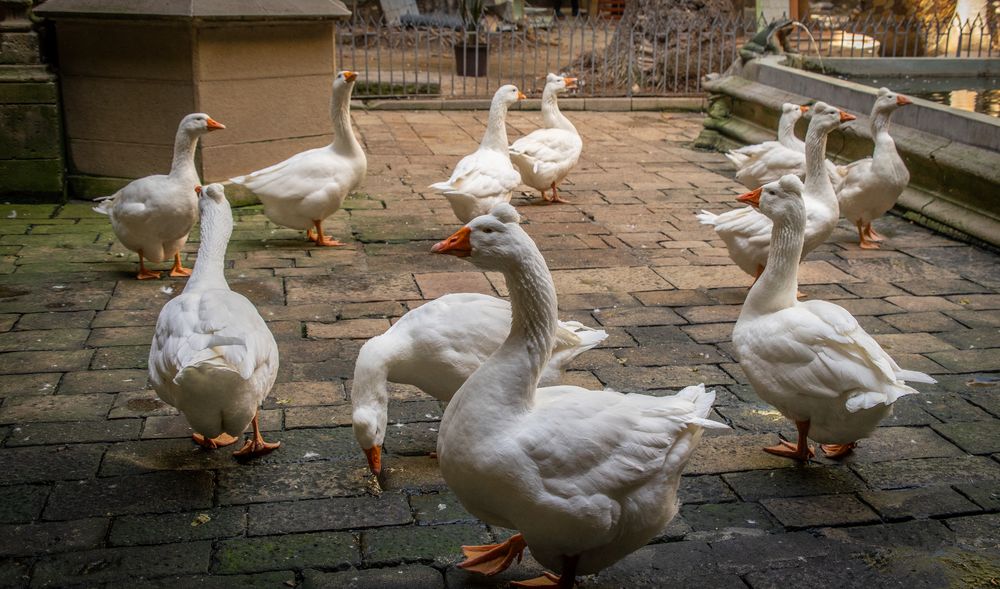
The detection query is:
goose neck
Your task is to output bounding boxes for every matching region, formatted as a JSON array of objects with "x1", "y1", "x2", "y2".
[
  {"x1": 169, "y1": 129, "x2": 200, "y2": 179},
  {"x1": 187, "y1": 203, "x2": 232, "y2": 290},
  {"x1": 331, "y1": 89, "x2": 363, "y2": 156},
  {"x1": 870, "y1": 110, "x2": 896, "y2": 156},
  {"x1": 480, "y1": 99, "x2": 512, "y2": 152},
  {"x1": 541, "y1": 90, "x2": 576, "y2": 133},
  {"x1": 776, "y1": 113, "x2": 796, "y2": 146},
  {"x1": 803, "y1": 123, "x2": 833, "y2": 195},
  {"x1": 742, "y1": 213, "x2": 803, "y2": 318},
  {"x1": 351, "y1": 341, "x2": 393, "y2": 435}
]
